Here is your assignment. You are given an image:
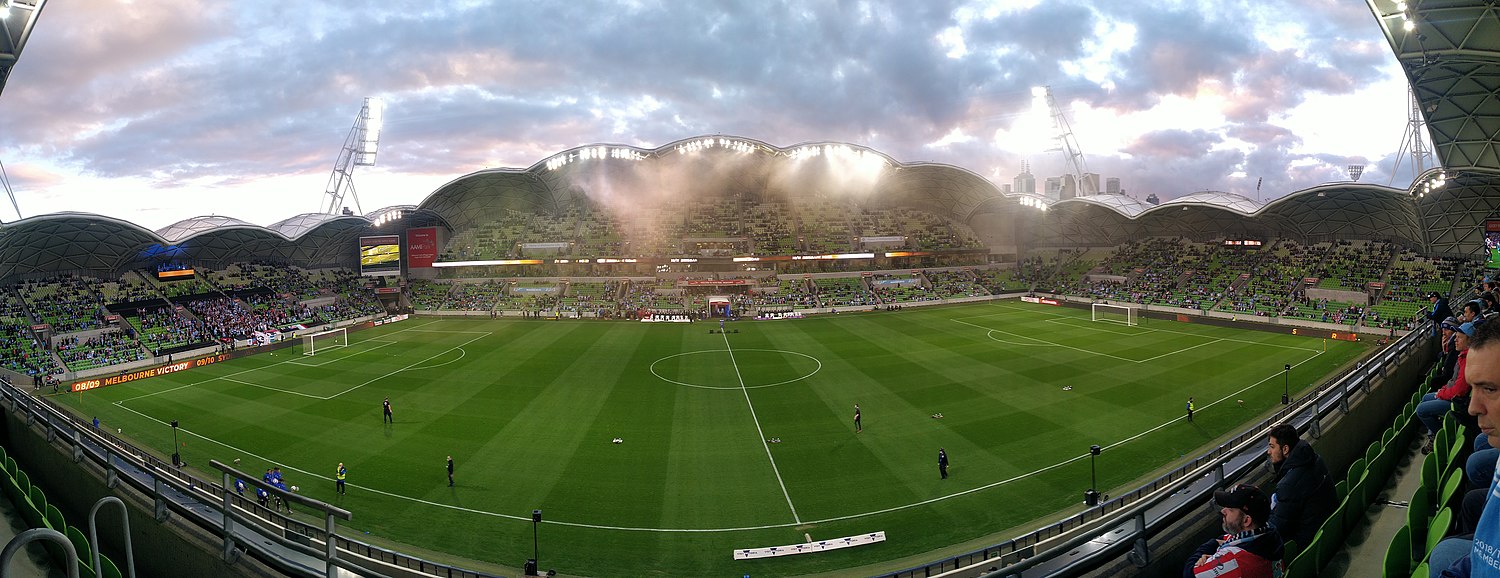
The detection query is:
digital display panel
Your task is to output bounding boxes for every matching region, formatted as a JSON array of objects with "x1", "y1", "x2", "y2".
[{"x1": 360, "y1": 235, "x2": 402, "y2": 277}]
